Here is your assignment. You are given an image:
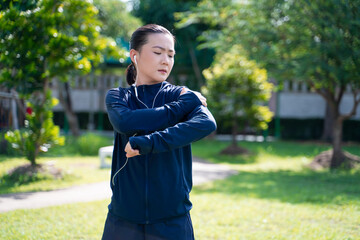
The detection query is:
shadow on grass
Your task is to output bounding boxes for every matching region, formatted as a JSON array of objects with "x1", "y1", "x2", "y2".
[
  {"x1": 193, "y1": 139, "x2": 360, "y2": 166},
  {"x1": 0, "y1": 156, "x2": 11, "y2": 163},
  {"x1": 0, "y1": 178, "x2": 28, "y2": 194},
  {"x1": 193, "y1": 169, "x2": 360, "y2": 205},
  {"x1": 192, "y1": 140, "x2": 316, "y2": 165},
  {"x1": 246, "y1": 141, "x2": 331, "y2": 158},
  {"x1": 192, "y1": 140, "x2": 260, "y2": 165},
  {"x1": 0, "y1": 175, "x2": 39, "y2": 194}
]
